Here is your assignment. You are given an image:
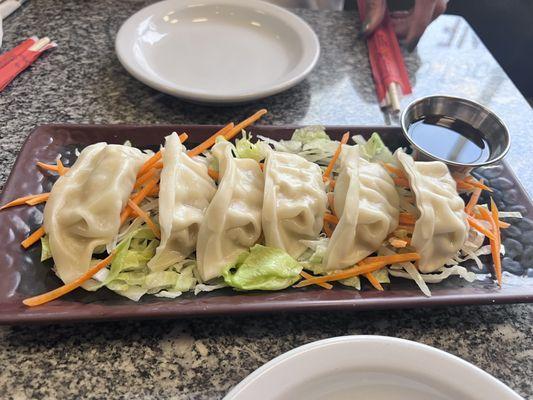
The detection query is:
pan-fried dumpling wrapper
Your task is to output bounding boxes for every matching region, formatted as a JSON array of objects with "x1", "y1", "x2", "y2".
[
  {"x1": 148, "y1": 133, "x2": 217, "y2": 271},
  {"x1": 262, "y1": 149, "x2": 327, "y2": 258},
  {"x1": 43, "y1": 143, "x2": 146, "y2": 289},
  {"x1": 323, "y1": 145, "x2": 399, "y2": 270},
  {"x1": 196, "y1": 141, "x2": 264, "y2": 281},
  {"x1": 396, "y1": 150, "x2": 468, "y2": 272}
]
